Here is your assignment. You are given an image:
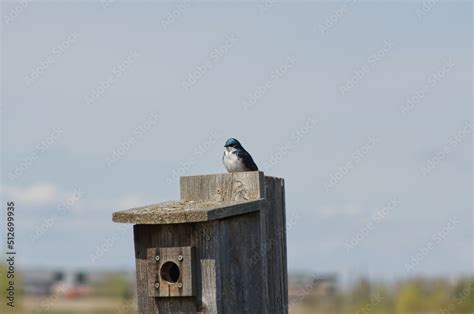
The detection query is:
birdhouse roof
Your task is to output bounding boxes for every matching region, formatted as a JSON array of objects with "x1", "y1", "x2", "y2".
[
  {"x1": 112, "y1": 171, "x2": 275, "y2": 224},
  {"x1": 112, "y1": 198, "x2": 265, "y2": 224}
]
